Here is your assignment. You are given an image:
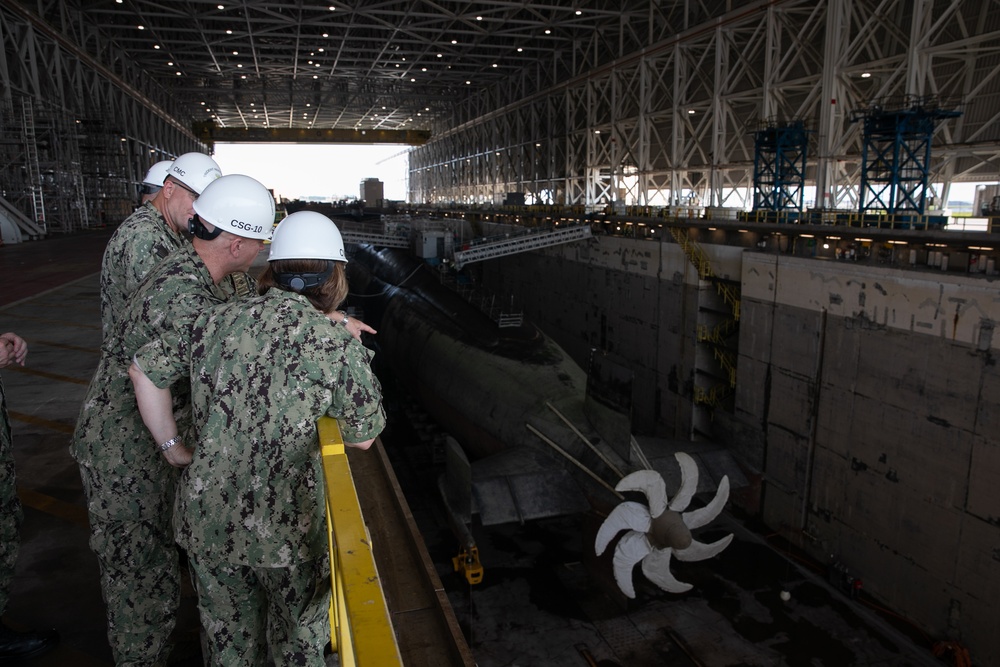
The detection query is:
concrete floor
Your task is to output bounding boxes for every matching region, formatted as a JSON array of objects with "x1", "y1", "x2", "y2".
[{"x1": 0, "y1": 229, "x2": 950, "y2": 666}]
